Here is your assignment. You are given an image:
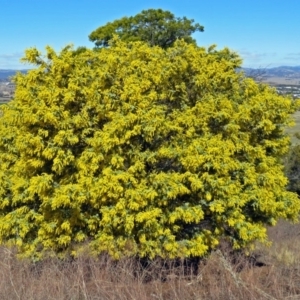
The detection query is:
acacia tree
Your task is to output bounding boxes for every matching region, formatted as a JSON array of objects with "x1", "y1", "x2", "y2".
[
  {"x1": 0, "y1": 38, "x2": 299, "y2": 260},
  {"x1": 89, "y1": 8, "x2": 204, "y2": 49}
]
